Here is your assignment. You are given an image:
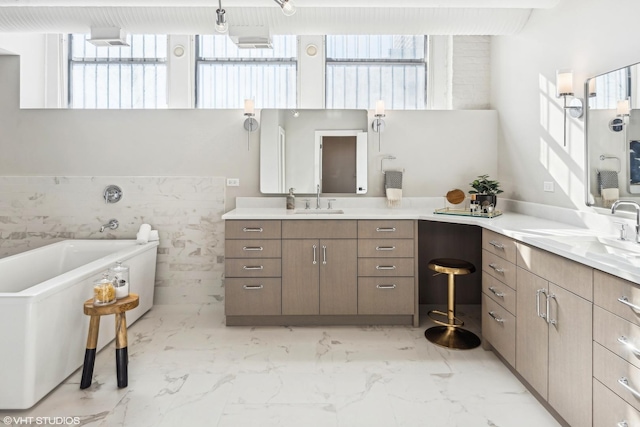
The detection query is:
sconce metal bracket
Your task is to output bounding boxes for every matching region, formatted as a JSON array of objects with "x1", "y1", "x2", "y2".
[
  {"x1": 568, "y1": 98, "x2": 583, "y2": 118},
  {"x1": 244, "y1": 117, "x2": 259, "y2": 132},
  {"x1": 609, "y1": 117, "x2": 625, "y2": 132},
  {"x1": 371, "y1": 117, "x2": 386, "y2": 133}
]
